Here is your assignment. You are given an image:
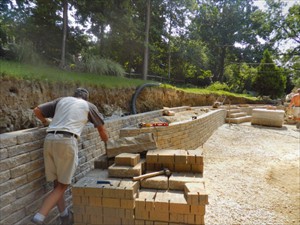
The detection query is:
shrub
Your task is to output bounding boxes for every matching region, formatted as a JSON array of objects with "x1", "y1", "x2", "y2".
[
  {"x1": 9, "y1": 40, "x2": 44, "y2": 65},
  {"x1": 206, "y1": 81, "x2": 230, "y2": 91},
  {"x1": 79, "y1": 54, "x2": 125, "y2": 77}
]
